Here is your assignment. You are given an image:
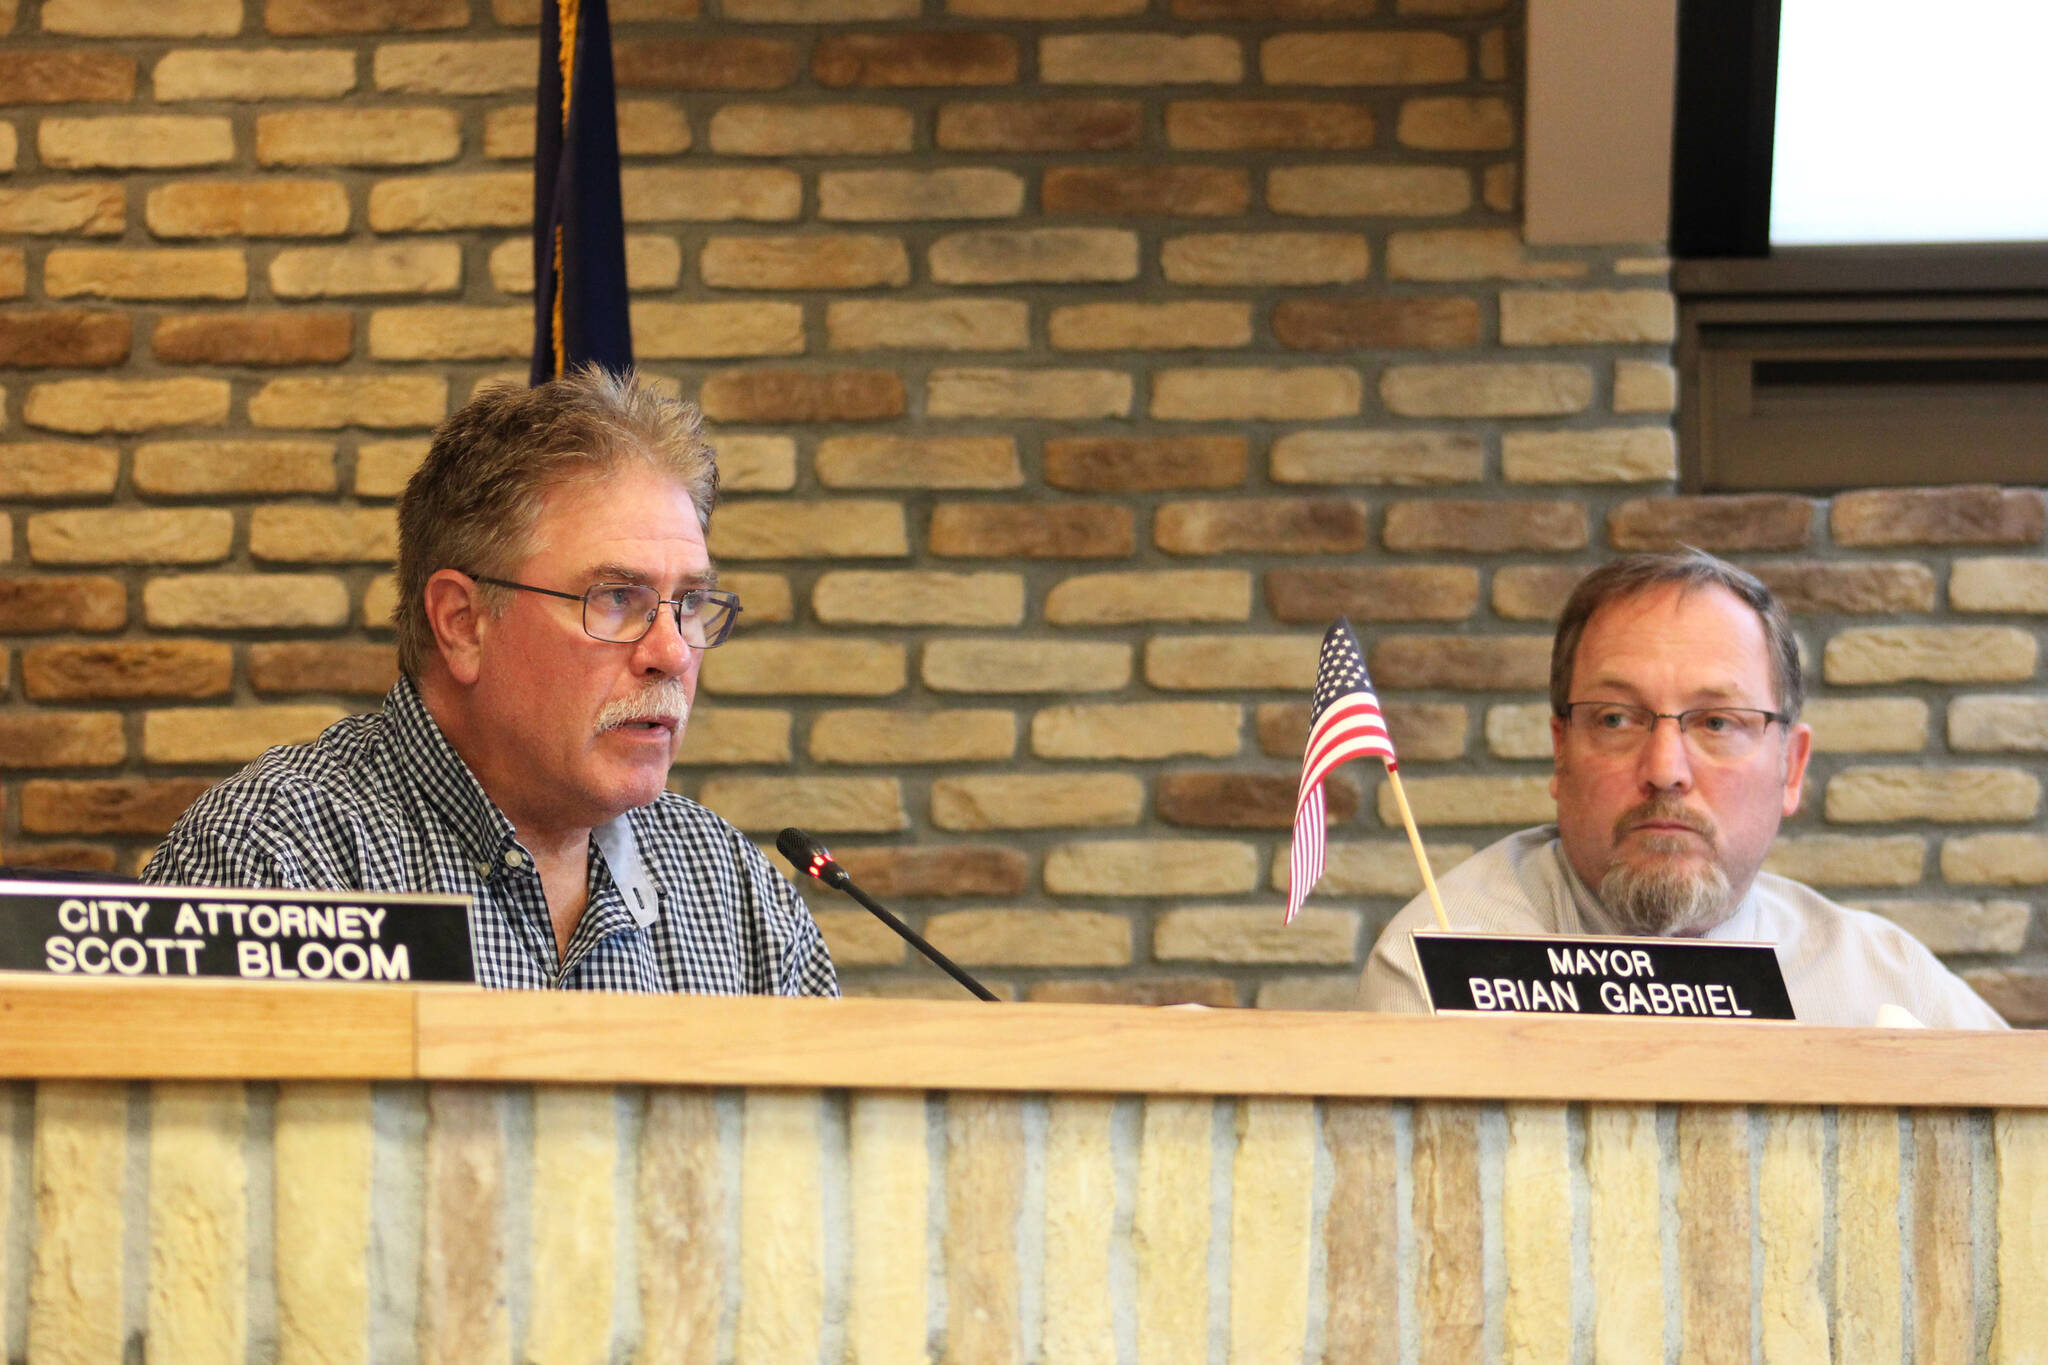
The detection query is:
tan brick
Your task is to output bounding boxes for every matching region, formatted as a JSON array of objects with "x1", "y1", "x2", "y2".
[
  {"x1": 1261, "y1": 31, "x2": 1466, "y2": 84},
  {"x1": 25, "y1": 378, "x2": 229, "y2": 434},
  {"x1": 1156, "y1": 907, "x2": 1358, "y2": 964},
  {"x1": 1267, "y1": 565, "x2": 1478, "y2": 623},
  {"x1": 368, "y1": 172, "x2": 530, "y2": 230},
  {"x1": 1483, "y1": 702, "x2": 1551, "y2": 759},
  {"x1": 153, "y1": 312, "x2": 353, "y2": 366},
  {"x1": 1828, "y1": 766, "x2": 2039, "y2": 824},
  {"x1": 133, "y1": 441, "x2": 337, "y2": 496},
  {"x1": 1841, "y1": 487, "x2": 2043, "y2": 549},
  {"x1": 1748, "y1": 561, "x2": 1936, "y2": 615},
  {"x1": 1607, "y1": 495, "x2": 1815, "y2": 552},
  {"x1": 1483, "y1": 163, "x2": 1517, "y2": 211},
  {"x1": 266, "y1": 0, "x2": 468, "y2": 33},
  {"x1": 372, "y1": 38, "x2": 535, "y2": 94},
  {"x1": 1950, "y1": 696, "x2": 2048, "y2": 753},
  {"x1": 927, "y1": 368, "x2": 1132, "y2": 420},
  {"x1": 1166, "y1": 99, "x2": 1375, "y2": 150},
  {"x1": 1042, "y1": 165, "x2": 1249, "y2": 217},
  {"x1": 1146, "y1": 635, "x2": 1319, "y2": 690},
  {"x1": 154, "y1": 48, "x2": 355, "y2": 100},
  {"x1": 633, "y1": 302, "x2": 804, "y2": 359},
  {"x1": 1044, "y1": 436, "x2": 1245, "y2": 493},
  {"x1": 0, "y1": 184, "x2": 125, "y2": 236},
  {"x1": 819, "y1": 169, "x2": 1024, "y2": 222},
  {"x1": 1941, "y1": 833, "x2": 2048, "y2": 886},
  {"x1": 708, "y1": 103, "x2": 910, "y2": 156},
  {"x1": 485, "y1": 100, "x2": 692, "y2": 159},
  {"x1": 1802, "y1": 698, "x2": 1930, "y2": 754},
  {"x1": 1032, "y1": 701, "x2": 1242, "y2": 760},
  {"x1": 1274, "y1": 297, "x2": 1479, "y2": 352},
  {"x1": 929, "y1": 504, "x2": 1133, "y2": 558},
  {"x1": 670, "y1": 707, "x2": 792, "y2": 766},
  {"x1": 1381, "y1": 775, "x2": 1553, "y2": 827},
  {"x1": 701, "y1": 640, "x2": 906, "y2": 696},
  {"x1": 44, "y1": 0, "x2": 240, "y2": 36},
  {"x1": 143, "y1": 573, "x2": 349, "y2": 629},
  {"x1": 0, "y1": 250, "x2": 25, "y2": 298},
  {"x1": 1152, "y1": 367, "x2": 1360, "y2": 421},
  {"x1": 367, "y1": 306, "x2": 526, "y2": 361},
  {"x1": 815, "y1": 435, "x2": 1021, "y2": 488},
  {"x1": 923, "y1": 910, "x2": 1131, "y2": 967},
  {"x1": 1501, "y1": 290, "x2": 1676, "y2": 345},
  {"x1": 1270, "y1": 430, "x2": 1483, "y2": 486},
  {"x1": 700, "y1": 369, "x2": 903, "y2": 423},
  {"x1": 924, "y1": 640, "x2": 1131, "y2": 693},
  {"x1": 701, "y1": 234, "x2": 909, "y2": 291},
  {"x1": 0, "y1": 577, "x2": 126, "y2": 635},
  {"x1": 1159, "y1": 771, "x2": 1357, "y2": 829},
  {"x1": 0, "y1": 843, "x2": 119, "y2": 875},
  {"x1": 1157, "y1": 498, "x2": 1367, "y2": 555},
  {"x1": 44, "y1": 248, "x2": 246, "y2": 301},
  {"x1": 1381, "y1": 363, "x2": 1592, "y2": 417},
  {"x1": 1501, "y1": 428, "x2": 1675, "y2": 483},
  {"x1": 1844, "y1": 899, "x2": 2030, "y2": 956},
  {"x1": 811, "y1": 911, "x2": 903, "y2": 968},
  {"x1": 249, "y1": 507, "x2": 396, "y2": 564},
  {"x1": 1254, "y1": 976, "x2": 1365, "y2": 1009},
  {"x1": 249, "y1": 375, "x2": 446, "y2": 428},
  {"x1": 813, "y1": 571, "x2": 1023, "y2": 626},
  {"x1": 248, "y1": 642, "x2": 396, "y2": 695},
  {"x1": 937, "y1": 99, "x2": 1140, "y2": 151},
  {"x1": 695, "y1": 776, "x2": 905, "y2": 833},
  {"x1": 23, "y1": 641, "x2": 231, "y2": 700},
  {"x1": 144, "y1": 704, "x2": 346, "y2": 763},
  {"x1": 813, "y1": 33, "x2": 1018, "y2": 87},
  {"x1": 1162, "y1": 232, "x2": 1370, "y2": 286},
  {"x1": 930, "y1": 228, "x2": 1138, "y2": 285},
  {"x1": 715, "y1": 441, "x2": 797, "y2": 494},
  {"x1": 932, "y1": 773, "x2": 1143, "y2": 829},
  {"x1": 1369, "y1": 634, "x2": 1551, "y2": 689},
  {"x1": 1049, "y1": 302, "x2": 1251, "y2": 352},
  {"x1": 40, "y1": 116, "x2": 233, "y2": 169},
  {"x1": 1045, "y1": 569, "x2": 1251, "y2": 625},
  {"x1": 1383, "y1": 499, "x2": 1585, "y2": 553},
  {"x1": 1490, "y1": 564, "x2": 1584, "y2": 621},
  {"x1": 1027, "y1": 977, "x2": 1239, "y2": 1008},
  {"x1": 809, "y1": 709, "x2": 1014, "y2": 764},
  {"x1": 1613, "y1": 360, "x2": 1676, "y2": 413},
  {"x1": 1179, "y1": 0, "x2": 1382, "y2": 14},
  {"x1": 829, "y1": 301, "x2": 1029, "y2": 358},
  {"x1": 0, "y1": 51, "x2": 137, "y2": 103},
  {"x1": 0, "y1": 712, "x2": 124, "y2": 769},
  {"x1": 20, "y1": 778, "x2": 216, "y2": 835},
  {"x1": 828, "y1": 844, "x2": 1029, "y2": 898},
  {"x1": 362, "y1": 574, "x2": 399, "y2": 630},
  {"x1": 1041, "y1": 33, "x2": 1241, "y2": 84},
  {"x1": 270, "y1": 242, "x2": 462, "y2": 297},
  {"x1": 1824, "y1": 627, "x2": 2037, "y2": 685},
  {"x1": 1763, "y1": 834, "x2": 1925, "y2": 888},
  {"x1": 614, "y1": 37, "x2": 797, "y2": 91},
  {"x1": 1044, "y1": 840, "x2": 1257, "y2": 896},
  {"x1": 1269, "y1": 165, "x2": 1470, "y2": 216},
  {"x1": 706, "y1": 501, "x2": 908, "y2": 561},
  {"x1": 1397, "y1": 96, "x2": 1513, "y2": 150},
  {"x1": 0, "y1": 443, "x2": 117, "y2": 500},
  {"x1": 145, "y1": 180, "x2": 349, "y2": 238},
  {"x1": 488, "y1": 234, "x2": 681, "y2": 294},
  {"x1": 257, "y1": 109, "x2": 459, "y2": 166},
  {"x1": 1259, "y1": 700, "x2": 1468, "y2": 763},
  {"x1": 1947, "y1": 557, "x2": 2048, "y2": 616}
]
